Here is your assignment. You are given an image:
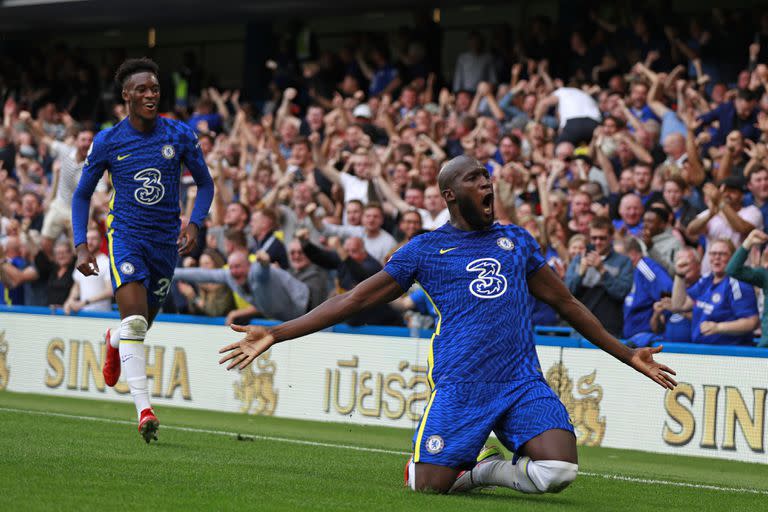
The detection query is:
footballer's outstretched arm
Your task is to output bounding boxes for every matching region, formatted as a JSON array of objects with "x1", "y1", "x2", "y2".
[
  {"x1": 528, "y1": 265, "x2": 678, "y2": 390},
  {"x1": 219, "y1": 270, "x2": 404, "y2": 370},
  {"x1": 72, "y1": 135, "x2": 109, "y2": 276}
]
